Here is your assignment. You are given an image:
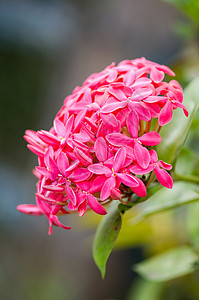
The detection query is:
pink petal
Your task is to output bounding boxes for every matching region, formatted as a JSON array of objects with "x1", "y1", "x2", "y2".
[
  {"x1": 129, "y1": 102, "x2": 151, "y2": 121},
  {"x1": 113, "y1": 147, "x2": 126, "y2": 172},
  {"x1": 130, "y1": 164, "x2": 154, "y2": 175},
  {"x1": 139, "y1": 131, "x2": 161, "y2": 146},
  {"x1": 88, "y1": 163, "x2": 112, "y2": 175},
  {"x1": 158, "y1": 101, "x2": 173, "y2": 126},
  {"x1": 131, "y1": 177, "x2": 147, "y2": 197},
  {"x1": 65, "y1": 160, "x2": 80, "y2": 172},
  {"x1": 110, "y1": 188, "x2": 121, "y2": 200},
  {"x1": 69, "y1": 168, "x2": 91, "y2": 182},
  {"x1": 131, "y1": 88, "x2": 153, "y2": 101},
  {"x1": 149, "y1": 149, "x2": 158, "y2": 163},
  {"x1": 89, "y1": 175, "x2": 108, "y2": 193},
  {"x1": 37, "y1": 130, "x2": 60, "y2": 147},
  {"x1": 174, "y1": 101, "x2": 189, "y2": 117},
  {"x1": 144, "y1": 96, "x2": 167, "y2": 103},
  {"x1": 100, "y1": 101, "x2": 127, "y2": 113},
  {"x1": 150, "y1": 66, "x2": 164, "y2": 83},
  {"x1": 74, "y1": 108, "x2": 87, "y2": 130},
  {"x1": 76, "y1": 181, "x2": 92, "y2": 192},
  {"x1": 27, "y1": 144, "x2": 45, "y2": 156},
  {"x1": 42, "y1": 185, "x2": 65, "y2": 192},
  {"x1": 101, "y1": 113, "x2": 119, "y2": 127},
  {"x1": 84, "y1": 117, "x2": 98, "y2": 131},
  {"x1": 48, "y1": 157, "x2": 59, "y2": 175},
  {"x1": 107, "y1": 69, "x2": 118, "y2": 82},
  {"x1": 94, "y1": 137, "x2": 108, "y2": 162},
  {"x1": 158, "y1": 65, "x2": 175, "y2": 76},
  {"x1": 57, "y1": 152, "x2": 69, "y2": 177},
  {"x1": 131, "y1": 77, "x2": 151, "y2": 89},
  {"x1": 117, "y1": 173, "x2": 139, "y2": 187},
  {"x1": 154, "y1": 166, "x2": 173, "y2": 189},
  {"x1": 73, "y1": 132, "x2": 90, "y2": 143},
  {"x1": 100, "y1": 176, "x2": 116, "y2": 201},
  {"x1": 65, "y1": 115, "x2": 74, "y2": 139},
  {"x1": 51, "y1": 215, "x2": 71, "y2": 231},
  {"x1": 158, "y1": 160, "x2": 172, "y2": 170},
  {"x1": 35, "y1": 166, "x2": 54, "y2": 180},
  {"x1": 74, "y1": 148, "x2": 93, "y2": 166},
  {"x1": 123, "y1": 70, "x2": 136, "y2": 86},
  {"x1": 54, "y1": 118, "x2": 66, "y2": 137},
  {"x1": 106, "y1": 133, "x2": 132, "y2": 146},
  {"x1": 108, "y1": 86, "x2": 127, "y2": 100},
  {"x1": 134, "y1": 142, "x2": 150, "y2": 169},
  {"x1": 78, "y1": 200, "x2": 87, "y2": 217},
  {"x1": 127, "y1": 110, "x2": 139, "y2": 138},
  {"x1": 87, "y1": 194, "x2": 107, "y2": 215},
  {"x1": 17, "y1": 204, "x2": 43, "y2": 215},
  {"x1": 65, "y1": 183, "x2": 77, "y2": 205}
]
